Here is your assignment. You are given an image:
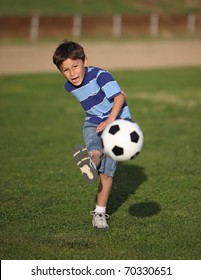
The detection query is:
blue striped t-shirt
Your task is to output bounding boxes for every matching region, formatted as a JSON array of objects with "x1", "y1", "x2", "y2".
[{"x1": 65, "y1": 66, "x2": 132, "y2": 124}]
